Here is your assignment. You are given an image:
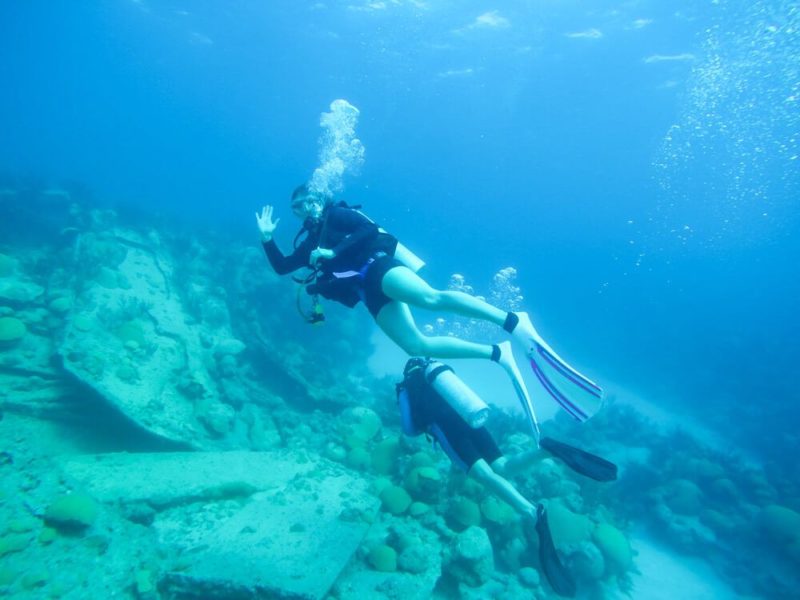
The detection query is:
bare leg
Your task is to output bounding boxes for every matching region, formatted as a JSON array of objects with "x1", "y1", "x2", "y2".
[
  {"x1": 381, "y1": 265, "x2": 550, "y2": 365},
  {"x1": 375, "y1": 301, "x2": 534, "y2": 417},
  {"x1": 375, "y1": 301, "x2": 493, "y2": 359},
  {"x1": 491, "y1": 449, "x2": 545, "y2": 477},
  {"x1": 468, "y1": 459, "x2": 537, "y2": 521},
  {"x1": 381, "y1": 266, "x2": 507, "y2": 325}
]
